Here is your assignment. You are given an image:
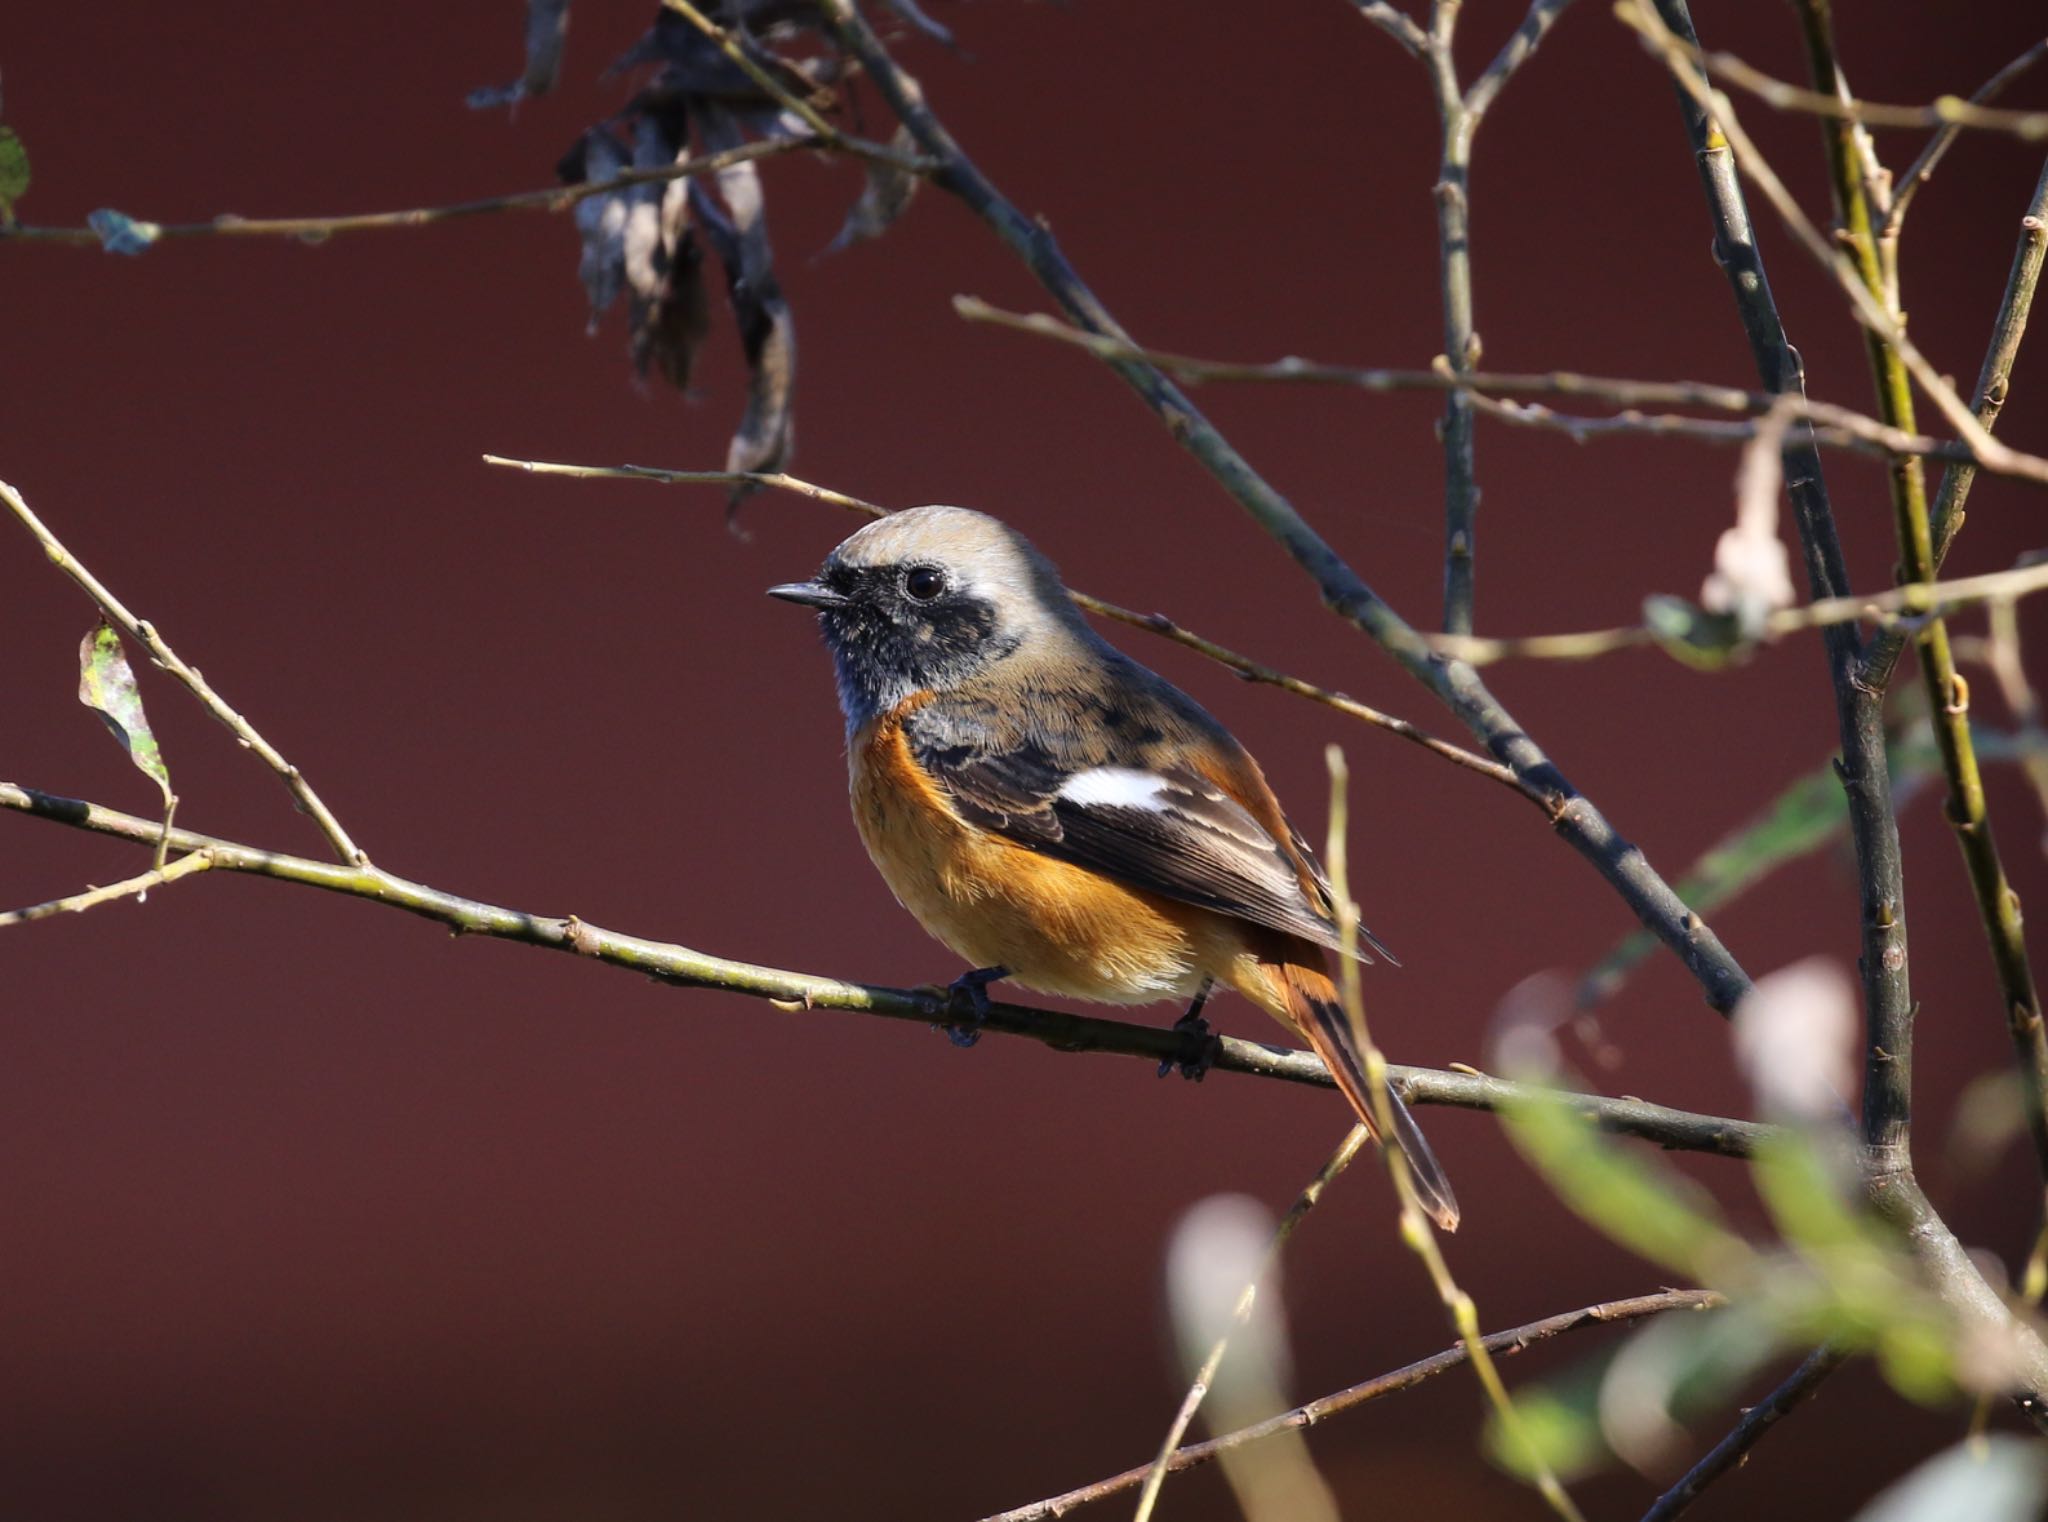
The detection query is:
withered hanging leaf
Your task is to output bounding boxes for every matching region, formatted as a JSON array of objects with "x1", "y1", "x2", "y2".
[
  {"x1": 469, "y1": 0, "x2": 572, "y2": 110},
  {"x1": 78, "y1": 623, "x2": 173, "y2": 806},
  {"x1": 561, "y1": 126, "x2": 631, "y2": 321},
  {"x1": 87, "y1": 208, "x2": 161, "y2": 256},
  {"x1": 624, "y1": 101, "x2": 711, "y2": 390},
  {"x1": 0, "y1": 122, "x2": 29, "y2": 226},
  {"x1": 695, "y1": 106, "x2": 795, "y2": 503},
  {"x1": 823, "y1": 124, "x2": 920, "y2": 255}
]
